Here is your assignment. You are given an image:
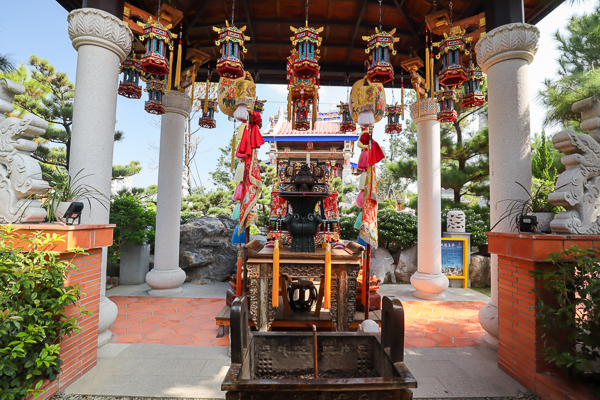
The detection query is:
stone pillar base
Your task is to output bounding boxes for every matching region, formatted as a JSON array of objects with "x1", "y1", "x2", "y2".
[
  {"x1": 410, "y1": 271, "x2": 449, "y2": 300},
  {"x1": 145, "y1": 267, "x2": 186, "y2": 295},
  {"x1": 98, "y1": 297, "x2": 118, "y2": 347},
  {"x1": 478, "y1": 301, "x2": 499, "y2": 341}
]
